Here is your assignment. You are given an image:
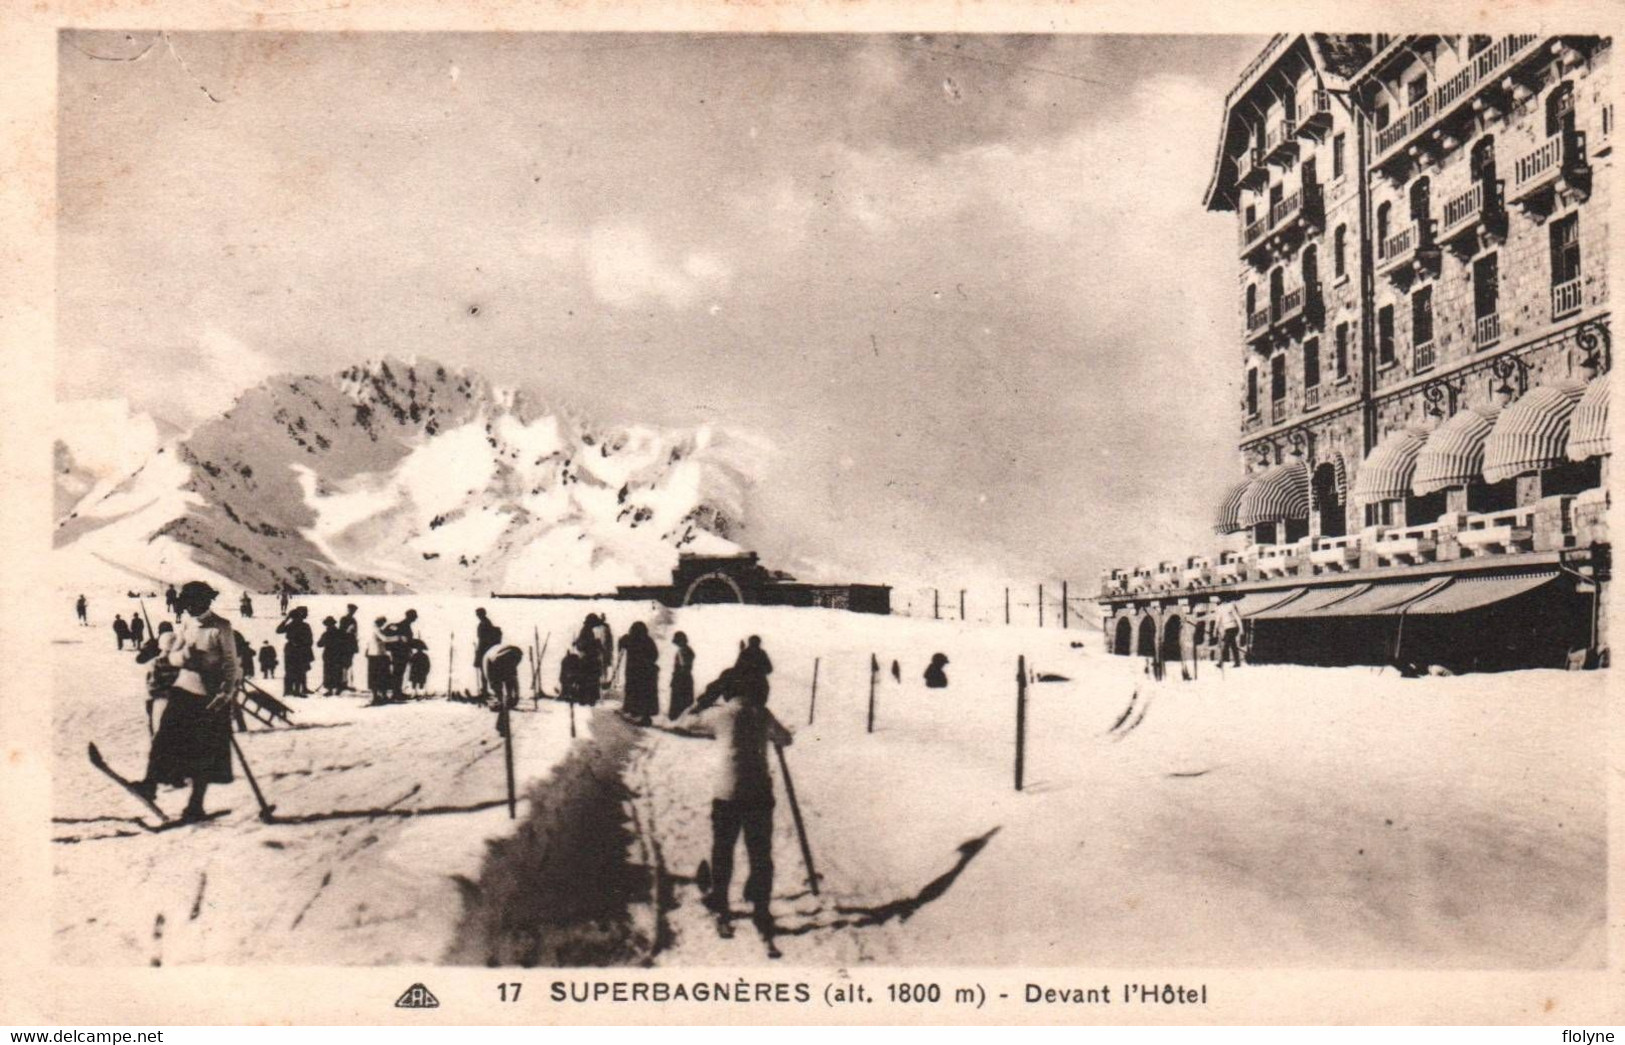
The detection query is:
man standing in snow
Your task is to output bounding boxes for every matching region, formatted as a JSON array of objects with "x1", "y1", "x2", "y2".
[
  {"x1": 686, "y1": 681, "x2": 793, "y2": 934},
  {"x1": 76, "y1": 594, "x2": 88, "y2": 626},
  {"x1": 113, "y1": 614, "x2": 131, "y2": 650},
  {"x1": 385, "y1": 609, "x2": 419, "y2": 700},
  {"x1": 129, "y1": 611, "x2": 146, "y2": 650},
  {"x1": 365, "y1": 616, "x2": 391, "y2": 702},
  {"x1": 733, "y1": 635, "x2": 773, "y2": 706},
  {"x1": 1215, "y1": 597, "x2": 1245, "y2": 668},
  {"x1": 258, "y1": 640, "x2": 278, "y2": 680},
  {"x1": 337, "y1": 604, "x2": 360, "y2": 692},
  {"x1": 164, "y1": 584, "x2": 179, "y2": 619},
  {"x1": 473, "y1": 608, "x2": 502, "y2": 697}
]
